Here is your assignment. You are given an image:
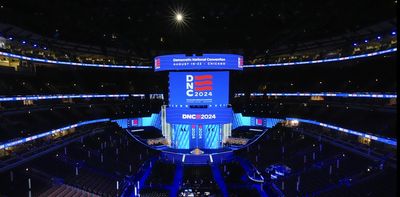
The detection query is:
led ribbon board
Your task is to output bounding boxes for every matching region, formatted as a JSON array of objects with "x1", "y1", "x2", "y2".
[
  {"x1": 0, "y1": 94, "x2": 131, "y2": 102},
  {"x1": 154, "y1": 54, "x2": 243, "y2": 71},
  {"x1": 0, "y1": 51, "x2": 151, "y2": 69},
  {"x1": 166, "y1": 107, "x2": 233, "y2": 124},
  {"x1": 0, "y1": 118, "x2": 110, "y2": 150},
  {"x1": 243, "y1": 48, "x2": 397, "y2": 68},
  {"x1": 286, "y1": 118, "x2": 396, "y2": 146},
  {"x1": 169, "y1": 71, "x2": 229, "y2": 106},
  {"x1": 0, "y1": 48, "x2": 396, "y2": 69},
  {"x1": 260, "y1": 93, "x2": 397, "y2": 98}
]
